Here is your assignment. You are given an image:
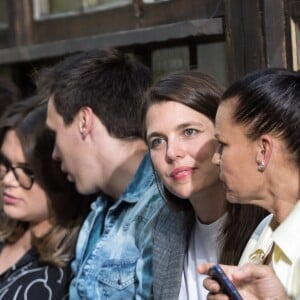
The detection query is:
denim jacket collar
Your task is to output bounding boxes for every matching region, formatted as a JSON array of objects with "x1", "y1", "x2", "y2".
[{"x1": 121, "y1": 153, "x2": 155, "y2": 203}]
